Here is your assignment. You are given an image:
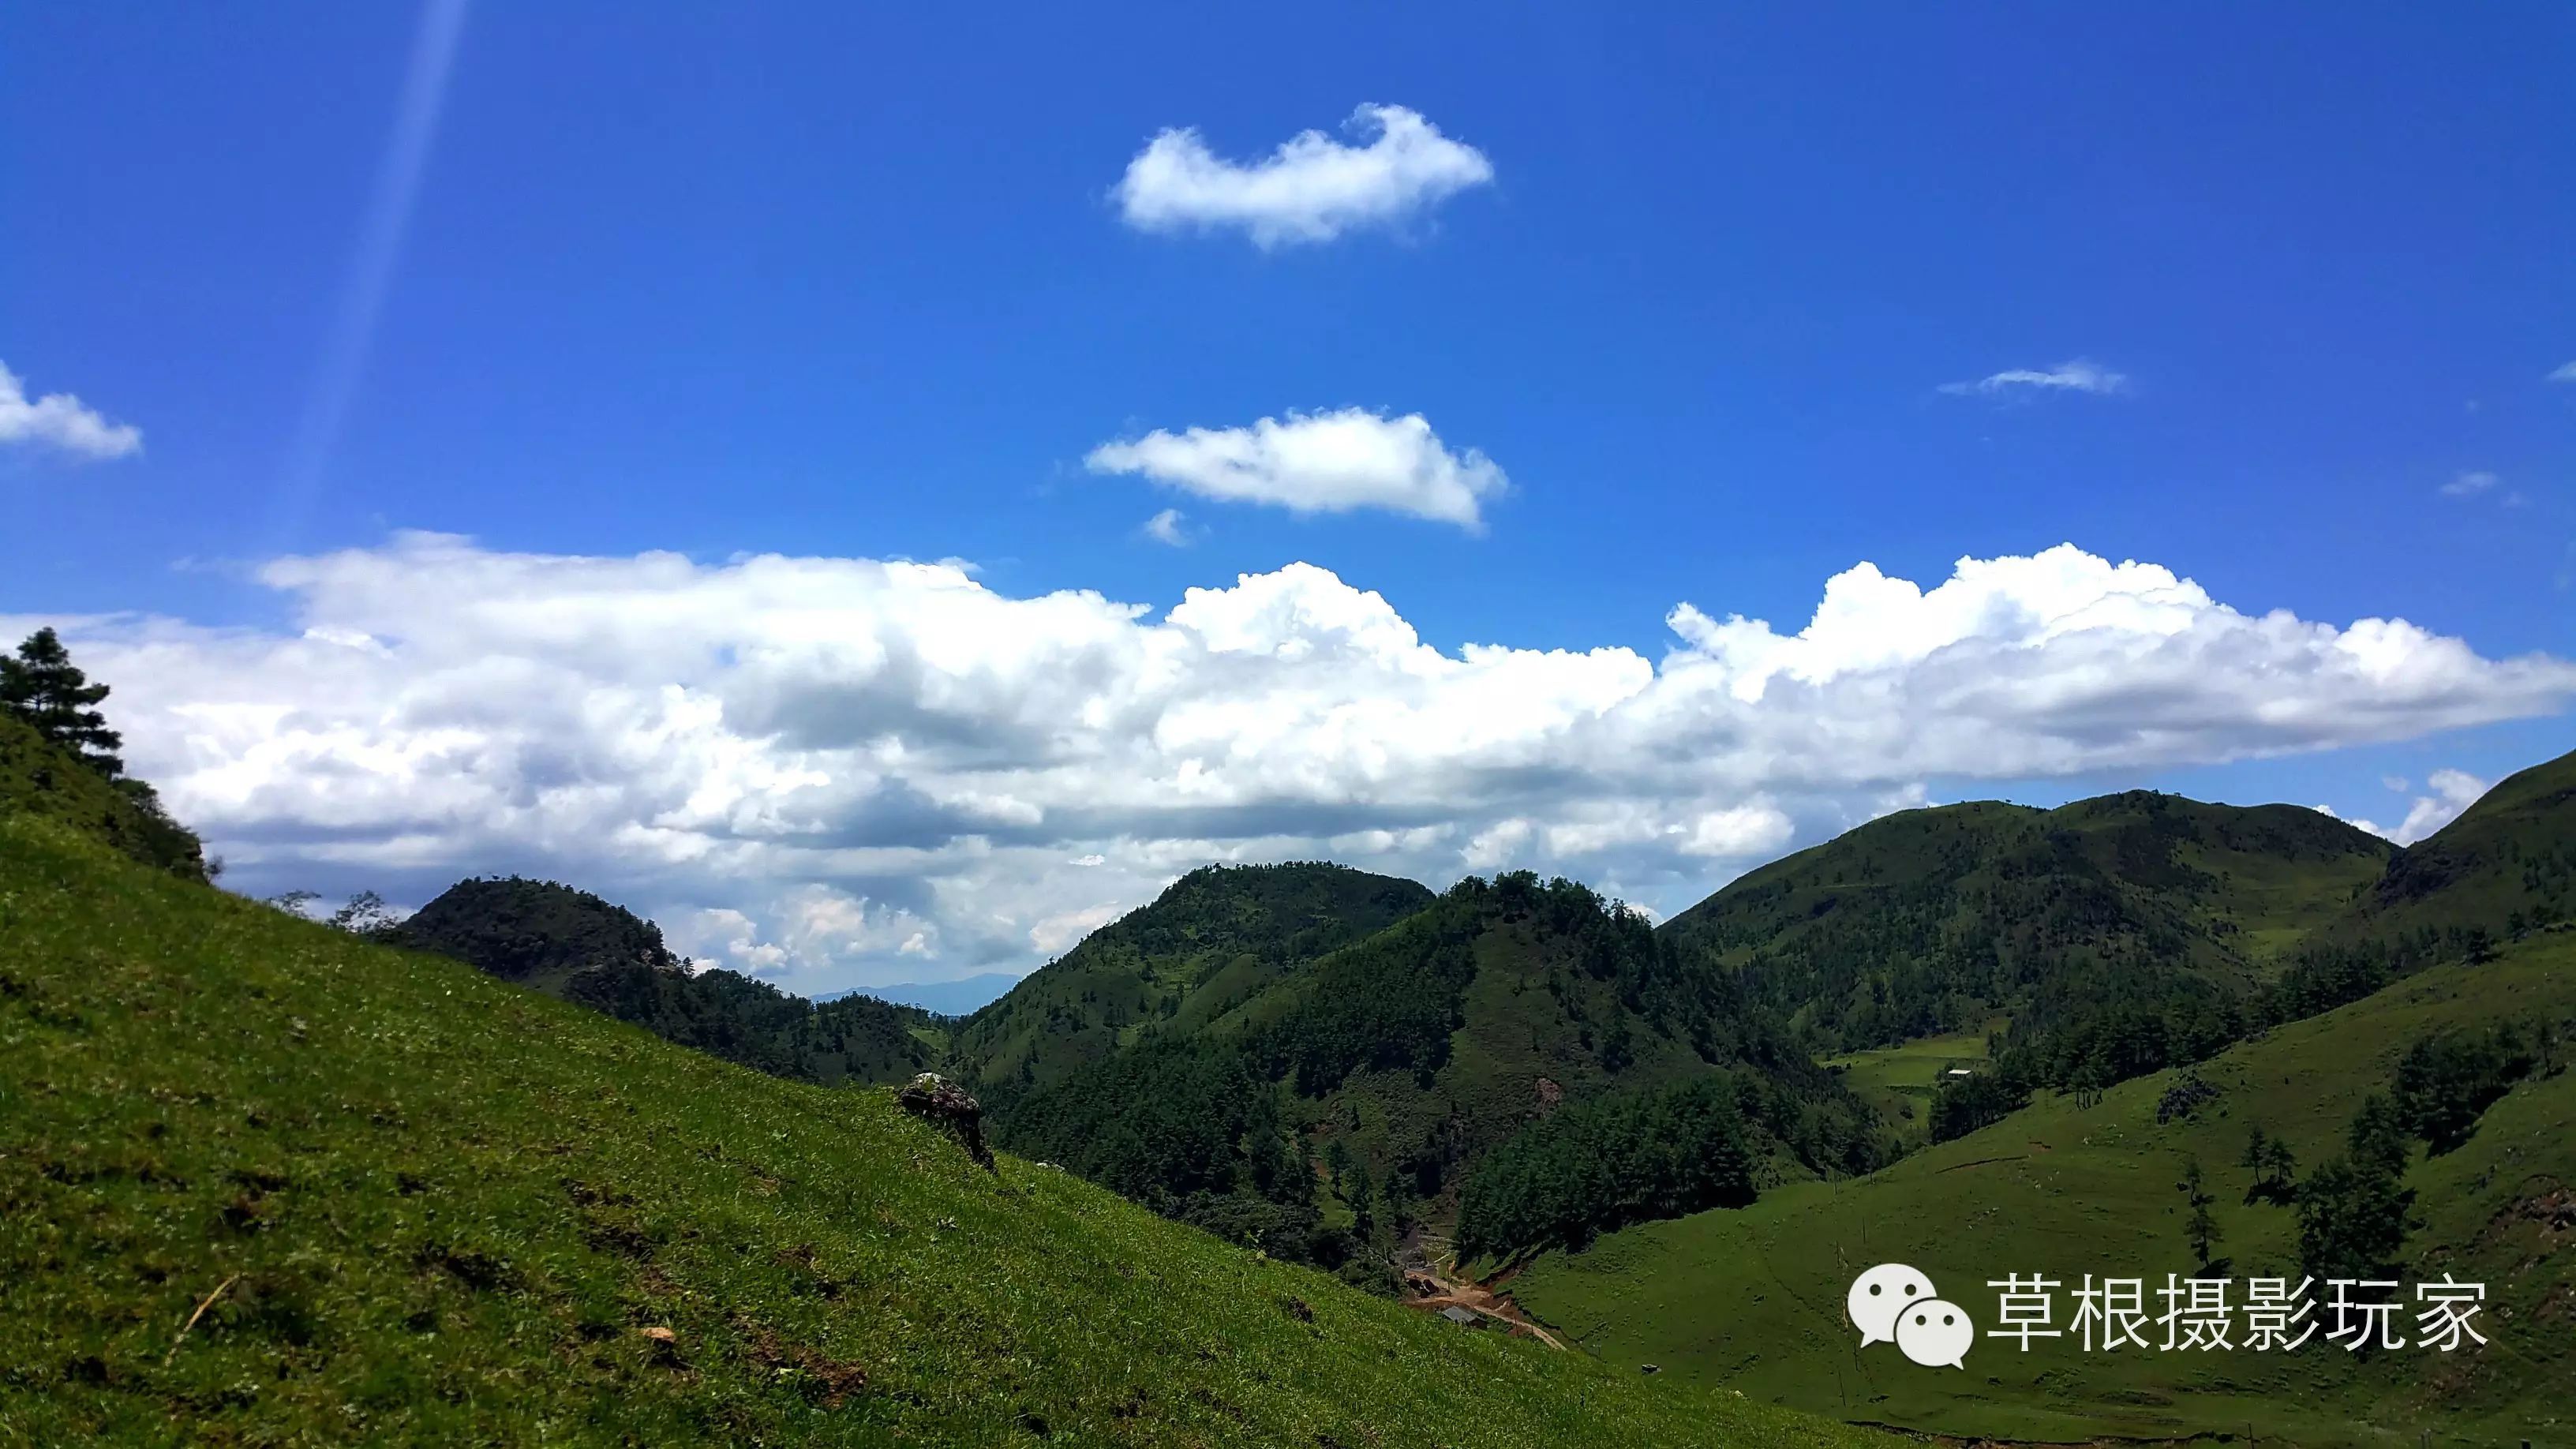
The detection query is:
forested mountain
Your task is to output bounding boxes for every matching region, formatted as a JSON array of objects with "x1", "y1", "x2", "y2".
[
  {"x1": 948, "y1": 862, "x2": 1436, "y2": 1100},
  {"x1": 1511, "y1": 758, "x2": 2576, "y2": 1446},
  {"x1": 399, "y1": 877, "x2": 936, "y2": 1088},
  {"x1": 985, "y1": 871, "x2": 1883, "y2": 1282},
  {"x1": 1661, "y1": 791, "x2": 2394, "y2": 1056}
]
